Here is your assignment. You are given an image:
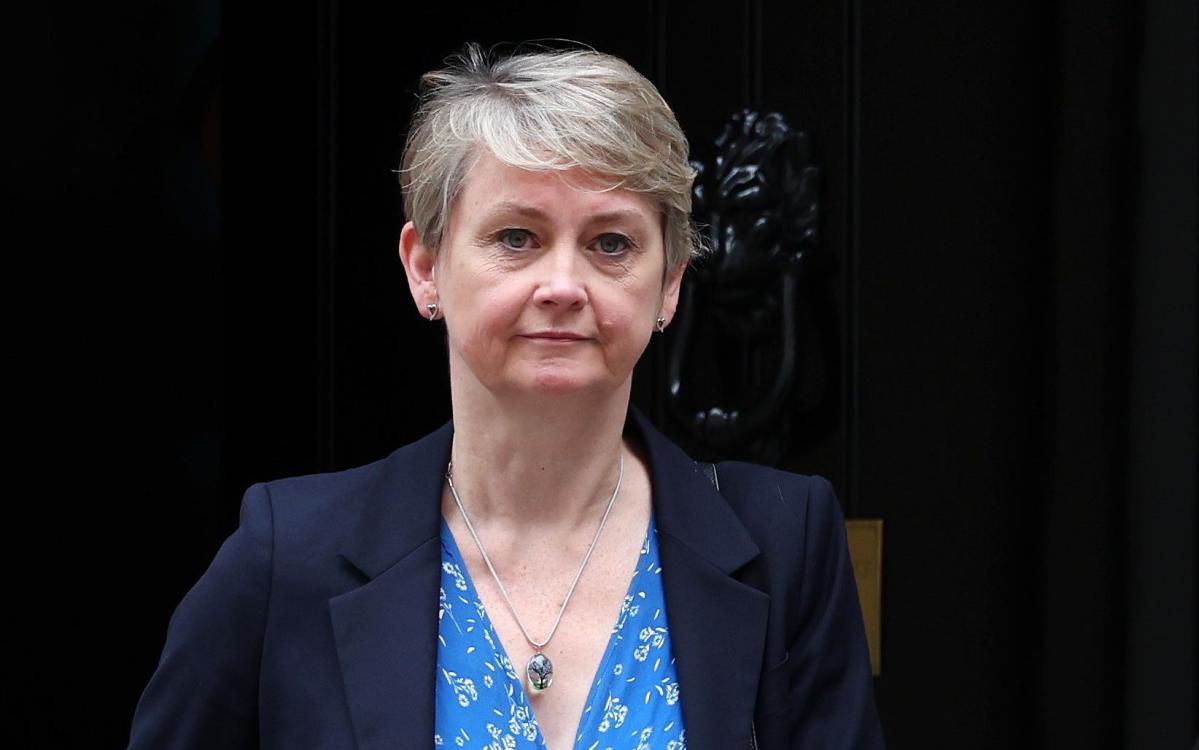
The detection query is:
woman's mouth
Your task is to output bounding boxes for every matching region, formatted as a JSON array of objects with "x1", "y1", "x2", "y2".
[{"x1": 521, "y1": 331, "x2": 590, "y2": 342}]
